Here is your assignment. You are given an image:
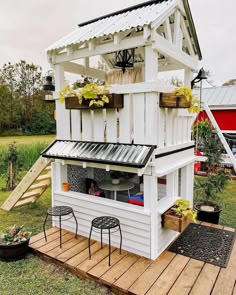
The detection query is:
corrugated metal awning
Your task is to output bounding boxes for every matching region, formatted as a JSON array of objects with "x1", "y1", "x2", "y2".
[
  {"x1": 42, "y1": 140, "x2": 156, "y2": 168},
  {"x1": 45, "y1": 0, "x2": 178, "y2": 52}
]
